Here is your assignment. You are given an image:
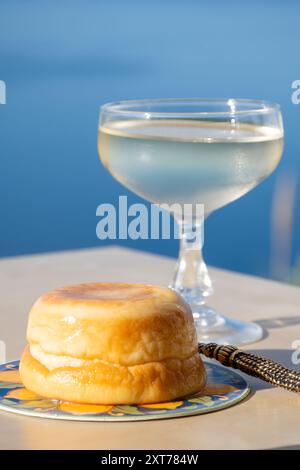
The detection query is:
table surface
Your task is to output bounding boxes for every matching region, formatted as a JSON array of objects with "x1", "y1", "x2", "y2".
[{"x1": 1, "y1": 246, "x2": 300, "y2": 450}]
